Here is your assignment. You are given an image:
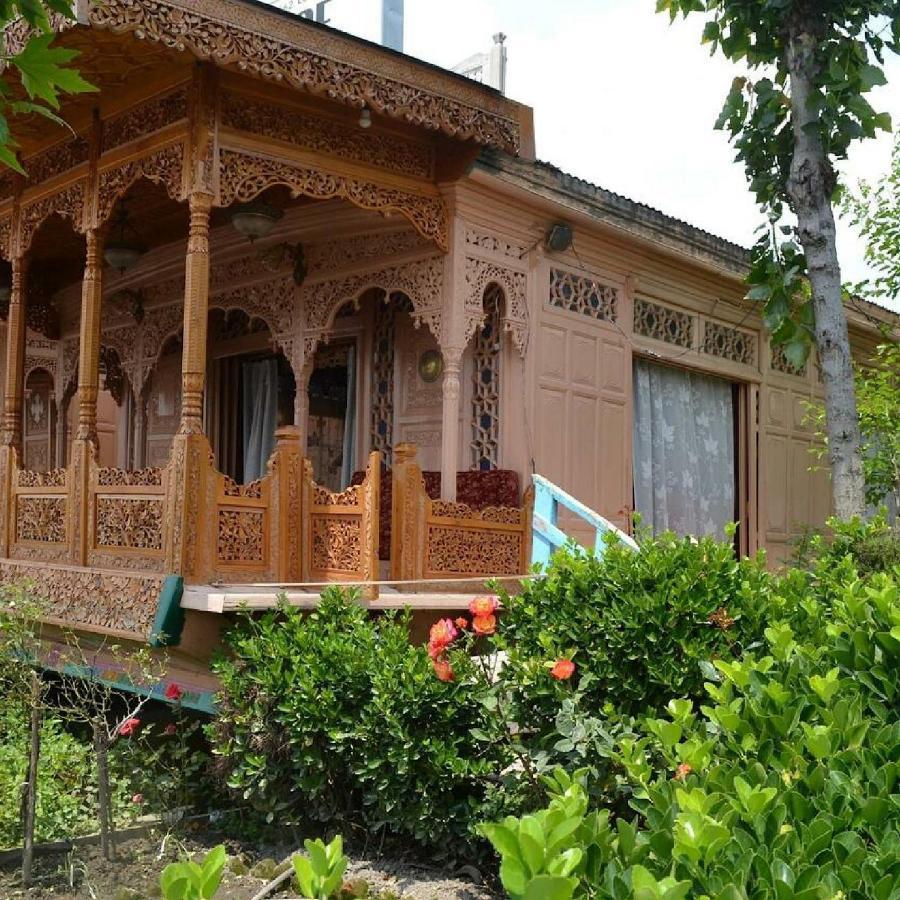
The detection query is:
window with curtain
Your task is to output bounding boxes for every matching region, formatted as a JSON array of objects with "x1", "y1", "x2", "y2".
[
  {"x1": 241, "y1": 357, "x2": 278, "y2": 483},
  {"x1": 632, "y1": 358, "x2": 737, "y2": 540}
]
